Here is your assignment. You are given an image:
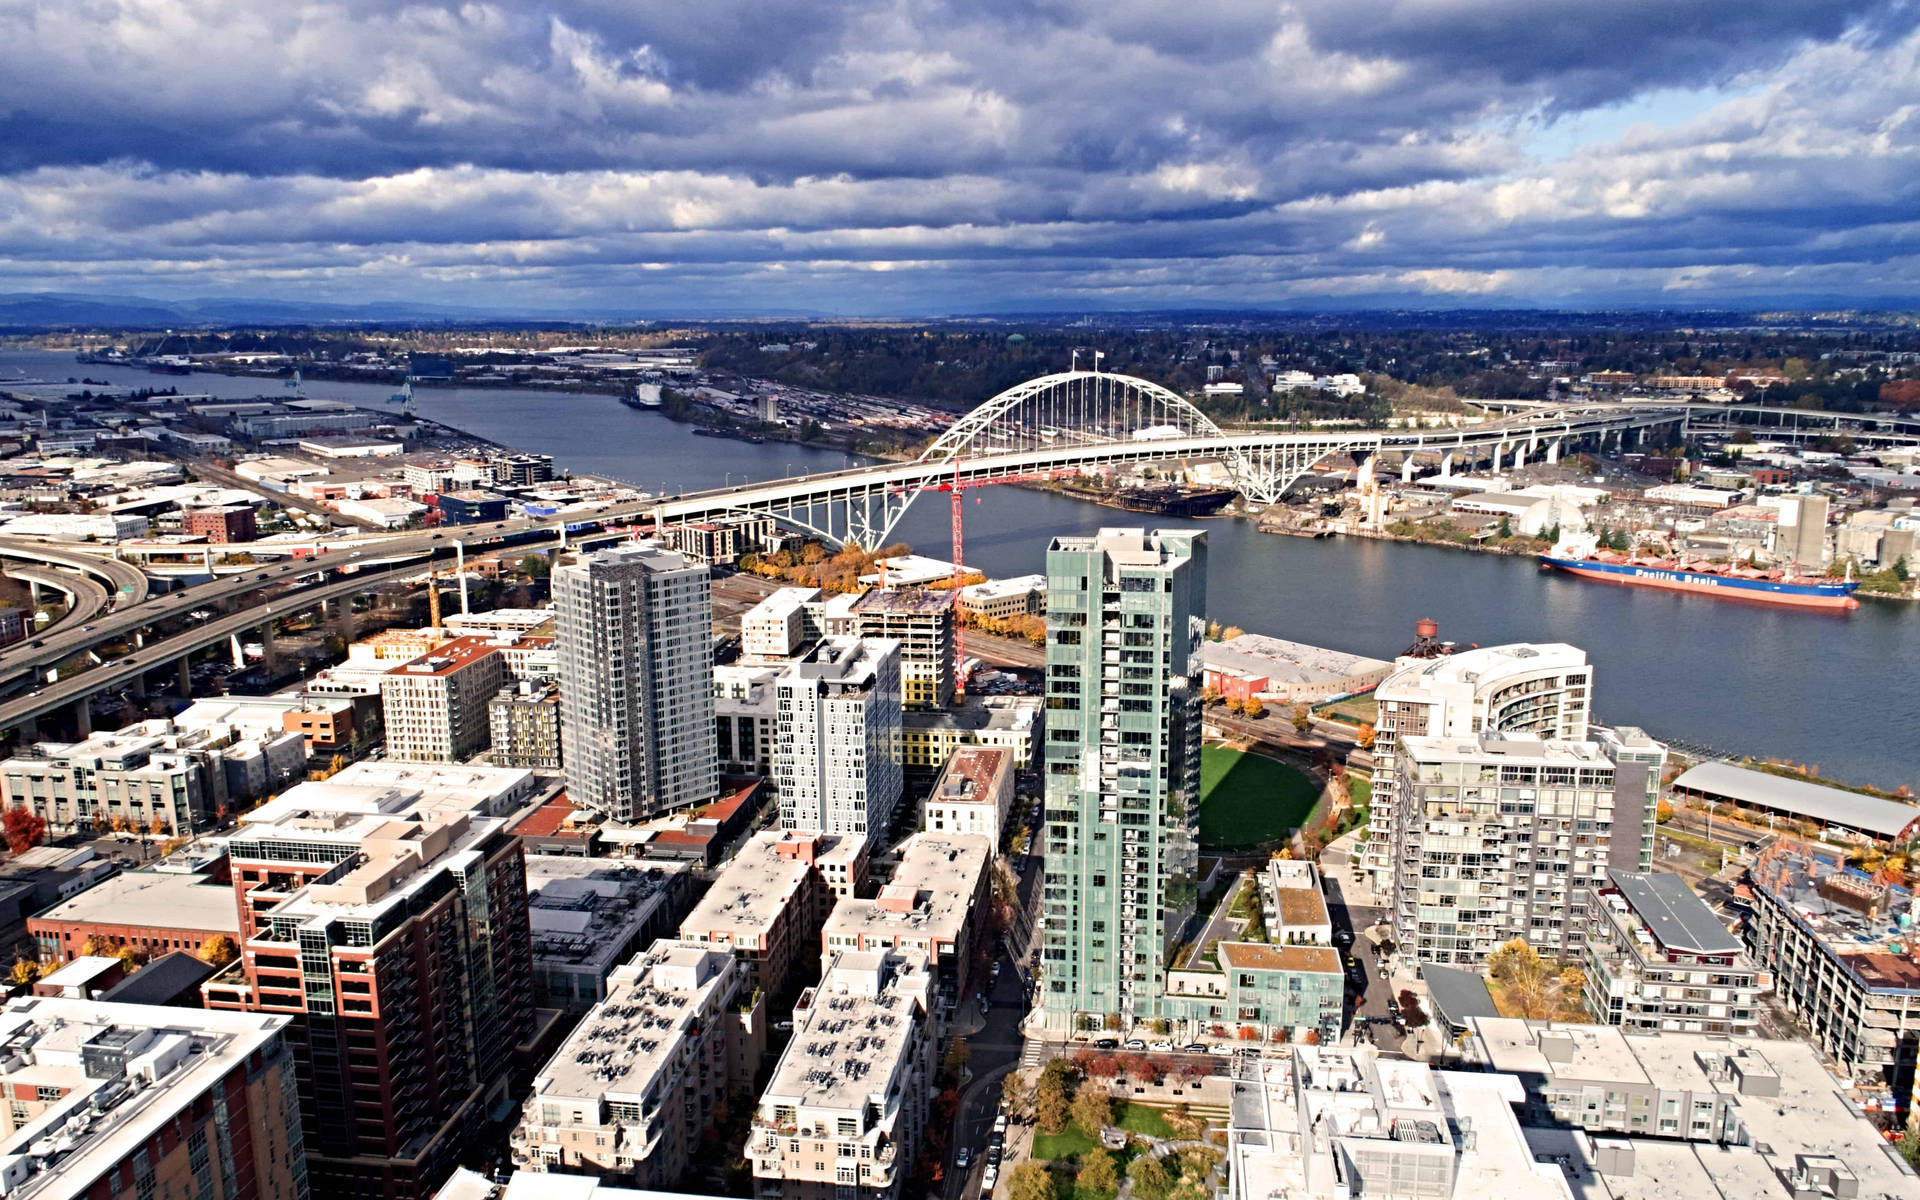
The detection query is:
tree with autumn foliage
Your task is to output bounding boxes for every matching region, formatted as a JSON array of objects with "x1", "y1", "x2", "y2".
[
  {"x1": 1356, "y1": 722, "x2": 1376, "y2": 749},
  {"x1": 1243, "y1": 696, "x2": 1265, "y2": 719},
  {"x1": 198, "y1": 935, "x2": 238, "y2": 967},
  {"x1": 3, "y1": 806, "x2": 46, "y2": 856}
]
